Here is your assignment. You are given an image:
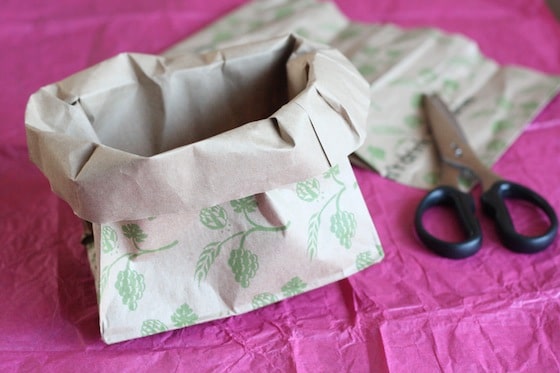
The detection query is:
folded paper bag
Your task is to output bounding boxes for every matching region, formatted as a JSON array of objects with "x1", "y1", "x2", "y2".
[{"x1": 25, "y1": 34, "x2": 384, "y2": 344}]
